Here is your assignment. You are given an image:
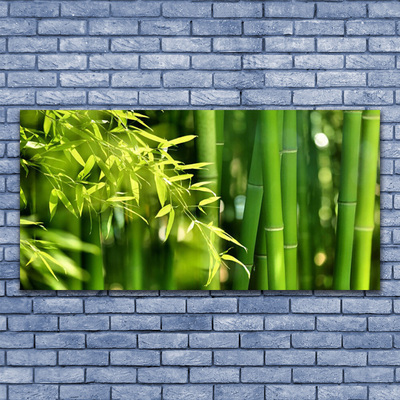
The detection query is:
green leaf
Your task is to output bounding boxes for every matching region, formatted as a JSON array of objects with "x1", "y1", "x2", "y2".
[
  {"x1": 208, "y1": 225, "x2": 246, "y2": 249},
  {"x1": 43, "y1": 111, "x2": 52, "y2": 136},
  {"x1": 168, "y1": 173, "x2": 193, "y2": 183},
  {"x1": 107, "y1": 196, "x2": 137, "y2": 202},
  {"x1": 164, "y1": 207, "x2": 175, "y2": 242},
  {"x1": 96, "y1": 158, "x2": 115, "y2": 185},
  {"x1": 178, "y1": 162, "x2": 212, "y2": 170},
  {"x1": 163, "y1": 135, "x2": 197, "y2": 147},
  {"x1": 77, "y1": 155, "x2": 95, "y2": 180},
  {"x1": 221, "y1": 254, "x2": 250, "y2": 278},
  {"x1": 54, "y1": 189, "x2": 76, "y2": 217},
  {"x1": 38, "y1": 253, "x2": 59, "y2": 281},
  {"x1": 76, "y1": 184, "x2": 84, "y2": 216},
  {"x1": 130, "y1": 176, "x2": 140, "y2": 206},
  {"x1": 154, "y1": 175, "x2": 167, "y2": 207},
  {"x1": 206, "y1": 259, "x2": 220, "y2": 287},
  {"x1": 190, "y1": 181, "x2": 212, "y2": 188},
  {"x1": 134, "y1": 129, "x2": 166, "y2": 143},
  {"x1": 156, "y1": 204, "x2": 172, "y2": 218},
  {"x1": 199, "y1": 196, "x2": 220, "y2": 207},
  {"x1": 49, "y1": 189, "x2": 58, "y2": 220},
  {"x1": 70, "y1": 148, "x2": 85, "y2": 167},
  {"x1": 20, "y1": 188, "x2": 27, "y2": 208}
]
